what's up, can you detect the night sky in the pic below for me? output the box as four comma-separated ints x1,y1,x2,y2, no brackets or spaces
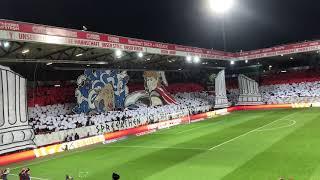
1,0,320,52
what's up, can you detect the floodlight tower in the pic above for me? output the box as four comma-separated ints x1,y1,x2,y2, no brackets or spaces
209,0,234,51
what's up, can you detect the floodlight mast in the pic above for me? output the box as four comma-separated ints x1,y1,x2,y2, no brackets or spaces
208,0,234,51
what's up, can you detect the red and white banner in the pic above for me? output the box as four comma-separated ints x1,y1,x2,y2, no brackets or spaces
0,19,233,60
1,19,319,61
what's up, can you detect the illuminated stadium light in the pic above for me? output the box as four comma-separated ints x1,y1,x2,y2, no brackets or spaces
230,60,235,65
281,70,287,73
115,49,123,58
280,54,284,56
269,65,272,68
54,84,61,87
245,60,248,63
46,62,53,66
22,49,30,54
76,53,83,57
186,56,192,63
193,56,201,63
137,52,144,58
209,0,234,14
3,41,10,48
290,57,294,60
86,64,91,67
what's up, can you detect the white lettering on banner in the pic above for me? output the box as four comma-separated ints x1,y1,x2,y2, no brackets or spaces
108,36,120,43
86,33,100,41
128,39,144,46
0,22,19,31
73,39,100,47
96,119,141,134
32,26,47,34
154,43,168,49
148,118,182,130
143,42,153,47
101,42,124,49
124,45,144,51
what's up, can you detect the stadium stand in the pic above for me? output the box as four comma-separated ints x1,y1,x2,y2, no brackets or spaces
27,86,76,107
28,92,213,134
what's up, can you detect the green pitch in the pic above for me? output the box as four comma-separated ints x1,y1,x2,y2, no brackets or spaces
7,108,320,180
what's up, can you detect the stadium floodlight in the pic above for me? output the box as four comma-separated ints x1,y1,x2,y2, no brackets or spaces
281,70,287,73
54,84,61,87
209,0,234,14
137,52,144,58
3,41,10,48
115,49,123,58
230,60,235,65
193,56,201,63
186,56,192,63
22,49,30,54
76,53,83,57
245,60,248,63
46,62,53,66
290,57,294,60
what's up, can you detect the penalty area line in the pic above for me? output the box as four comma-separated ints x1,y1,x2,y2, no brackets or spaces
208,112,299,151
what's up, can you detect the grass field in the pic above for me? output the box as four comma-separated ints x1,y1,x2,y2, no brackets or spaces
6,108,320,180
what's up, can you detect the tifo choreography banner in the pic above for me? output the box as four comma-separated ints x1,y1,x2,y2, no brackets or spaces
0,103,317,166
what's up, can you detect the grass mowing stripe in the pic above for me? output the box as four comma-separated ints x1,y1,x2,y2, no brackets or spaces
221,109,320,180
7,108,319,180
106,145,208,150
209,111,300,150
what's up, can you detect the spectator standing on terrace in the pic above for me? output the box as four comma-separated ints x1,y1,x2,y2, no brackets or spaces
1,168,9,180
19,168,26,180
25,168,31,180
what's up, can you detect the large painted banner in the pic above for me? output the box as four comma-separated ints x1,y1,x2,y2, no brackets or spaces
74,69,129,113
0,65,36,154
74,70,177,114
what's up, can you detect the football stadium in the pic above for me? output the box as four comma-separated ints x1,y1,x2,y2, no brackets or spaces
1,1,320,180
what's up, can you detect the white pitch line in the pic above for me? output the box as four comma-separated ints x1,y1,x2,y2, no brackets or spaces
208,112,299,150
256,120,296,132
106,145,207,150
9,173,49,180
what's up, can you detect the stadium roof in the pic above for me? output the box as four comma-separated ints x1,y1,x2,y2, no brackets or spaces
0,19,320,72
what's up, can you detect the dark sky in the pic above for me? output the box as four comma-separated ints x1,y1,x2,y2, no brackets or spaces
1,0,320,52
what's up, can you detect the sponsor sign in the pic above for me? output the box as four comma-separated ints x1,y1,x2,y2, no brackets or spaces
135,130,157,137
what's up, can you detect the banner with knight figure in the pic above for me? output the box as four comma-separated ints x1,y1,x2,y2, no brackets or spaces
74,70,177,114
73,69,129,113
125,71,177,107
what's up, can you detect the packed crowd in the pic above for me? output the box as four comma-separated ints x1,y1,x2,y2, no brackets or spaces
260,81,320,104
28,92,213,134
227,80,320,105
